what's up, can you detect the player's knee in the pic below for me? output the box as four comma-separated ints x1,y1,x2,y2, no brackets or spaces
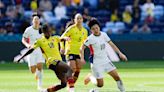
61,82,67,88
114,76,121,81
37,67,42,71
30,69,36,74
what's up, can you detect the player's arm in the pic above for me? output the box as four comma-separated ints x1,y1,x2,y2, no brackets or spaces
22,28,31,48
108,41,128,61
22,37,31,48
16,48,35,63
80,44,87,64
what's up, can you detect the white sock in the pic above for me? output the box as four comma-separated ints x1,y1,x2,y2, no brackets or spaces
36,70,43,89
89,75,97,85
69,87,75,92
116,80,125,92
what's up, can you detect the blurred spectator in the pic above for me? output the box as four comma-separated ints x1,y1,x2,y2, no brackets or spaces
110,9,120,22
30,0,38,11
54,1,68,20
49,24,56,35
5,22,14,35
86,0,97,8
142,0,155,23
39,0,52,11
123,6,132,24
109,0,119,12
62,0,72,6
130,24,139,34
0,27,7,35
71,0,83,7
0,0,4,8
6,5,17,19
82,8,91,23
20,20,30,33
15,0,22,5
98,0,107,10
139,23,151,34
15,4,24,18
132,0,141,23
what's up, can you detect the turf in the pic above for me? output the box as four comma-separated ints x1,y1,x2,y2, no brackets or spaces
0,61,164,92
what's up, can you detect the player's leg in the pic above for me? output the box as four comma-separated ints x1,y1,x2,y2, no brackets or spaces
36,62,43,89
67,54,78,83
59,61,75,92
27,54,37,74
74,58,82,83
36,53,45,89
84,64,104,87
47,61,74,92
108,69,125,92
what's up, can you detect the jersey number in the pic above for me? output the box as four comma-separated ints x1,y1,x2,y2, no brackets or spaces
100,44,105,50
48,42,54,48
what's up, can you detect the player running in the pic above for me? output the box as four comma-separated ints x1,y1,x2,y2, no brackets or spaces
16,24,75,92
22,13,44,90
60,13,88,84
80,18,127,92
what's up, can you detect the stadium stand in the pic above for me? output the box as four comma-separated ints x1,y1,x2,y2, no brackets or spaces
0,0,164,41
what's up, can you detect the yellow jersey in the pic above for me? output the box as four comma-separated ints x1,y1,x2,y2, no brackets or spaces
61,24,88,55
33,36,62,67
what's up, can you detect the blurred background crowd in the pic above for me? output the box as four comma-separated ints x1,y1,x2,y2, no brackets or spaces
0,0,164,37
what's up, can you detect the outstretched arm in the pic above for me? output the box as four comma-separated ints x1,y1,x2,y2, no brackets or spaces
108,41,128,61
16,48,34,63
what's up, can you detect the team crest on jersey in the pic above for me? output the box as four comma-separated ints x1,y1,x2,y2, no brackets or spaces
69,56,73,59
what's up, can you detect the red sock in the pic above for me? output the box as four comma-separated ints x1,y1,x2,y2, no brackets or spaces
67,77,74,88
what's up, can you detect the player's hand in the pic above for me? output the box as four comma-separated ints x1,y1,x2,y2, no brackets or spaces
119,53,128,61
80,58,86,65
27,44,32,49
60,49,65,54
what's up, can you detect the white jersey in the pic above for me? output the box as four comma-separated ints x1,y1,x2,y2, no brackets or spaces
84,32,111,65
23,26,42,45
22,26,44,66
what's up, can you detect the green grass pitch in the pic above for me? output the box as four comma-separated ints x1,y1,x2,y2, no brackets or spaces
0,61,164,92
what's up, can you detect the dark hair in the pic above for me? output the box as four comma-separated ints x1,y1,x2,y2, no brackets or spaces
88,18,100,29
41,23,49,33
32,12,40,18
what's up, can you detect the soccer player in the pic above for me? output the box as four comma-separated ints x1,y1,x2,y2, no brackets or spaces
22,13,44,90
80,18,127,92
17,24,75,92
60,13,88,83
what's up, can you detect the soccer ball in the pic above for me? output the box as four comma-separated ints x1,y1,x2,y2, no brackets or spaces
89,88,99,92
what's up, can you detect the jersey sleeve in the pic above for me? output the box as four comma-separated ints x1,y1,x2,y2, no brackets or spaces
22,28,30,38
103,32,111,42
84,37,91,47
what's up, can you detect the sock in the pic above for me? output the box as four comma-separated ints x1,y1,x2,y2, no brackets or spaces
35,70,43,89
48,83,66,92
116,80,125,92
69,87,75,92
67,77,74,88
73,71,80,83
89,75,97,85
